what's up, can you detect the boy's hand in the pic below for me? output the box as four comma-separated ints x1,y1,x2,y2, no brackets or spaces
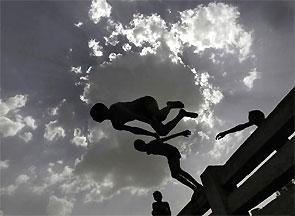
216,132,226,140
182,130,191,137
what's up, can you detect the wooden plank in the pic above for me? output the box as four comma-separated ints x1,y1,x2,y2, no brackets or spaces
220,87,294,187
227,138,294,213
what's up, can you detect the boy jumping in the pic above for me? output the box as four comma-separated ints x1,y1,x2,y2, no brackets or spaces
134,130,203,194
90,96,198,138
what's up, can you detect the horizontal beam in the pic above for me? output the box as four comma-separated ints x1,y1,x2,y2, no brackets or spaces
221,87,294,187
227,138,294,213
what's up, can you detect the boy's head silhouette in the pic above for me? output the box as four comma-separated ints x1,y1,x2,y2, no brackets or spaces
153,191,163,202
90,103,109,122
248,110,265,126
134,139,147,152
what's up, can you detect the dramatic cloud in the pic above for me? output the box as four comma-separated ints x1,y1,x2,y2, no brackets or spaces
243,68,261,89
102,3,254,64
3,0,293,215
74,22,83,28
70,66,82,74
122,43,132,52
48,99,67,117
18,131,33,142
23,116,37,130
0,95,37,139
0,95,27,116
1,173,30,196
46,195,74,216
0,160,9,170
0,116,25,137
173,3,253,61
71,128,88,148
15,174,30,185
88,39,103,57
89,0,112,24
44,120,66,141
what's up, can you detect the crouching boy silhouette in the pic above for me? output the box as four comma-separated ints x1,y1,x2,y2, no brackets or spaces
134,130,203,194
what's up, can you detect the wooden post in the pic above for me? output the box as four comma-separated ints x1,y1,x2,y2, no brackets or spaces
201,166,231,215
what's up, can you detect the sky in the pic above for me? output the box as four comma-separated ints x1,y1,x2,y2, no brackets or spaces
0,0,294,215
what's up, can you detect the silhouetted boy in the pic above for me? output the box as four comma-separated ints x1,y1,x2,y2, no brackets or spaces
151,191,171,216
216,110,265,140
134,130,203,194
90,96,198,138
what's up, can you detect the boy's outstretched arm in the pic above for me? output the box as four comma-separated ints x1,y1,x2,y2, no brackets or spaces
159,130,191,142
216,122,253,140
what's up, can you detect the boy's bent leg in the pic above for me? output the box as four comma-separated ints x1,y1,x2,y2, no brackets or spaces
169,159,197,191
156,101,185,122
152,109,198,136
166,101,184,109
172,173,198,191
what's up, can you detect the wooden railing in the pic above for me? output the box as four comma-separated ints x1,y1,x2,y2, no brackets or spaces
178,87,294,215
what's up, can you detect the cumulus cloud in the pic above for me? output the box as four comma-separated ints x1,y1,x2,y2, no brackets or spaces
88,39,104,57
47,195,74,216
70,66,82,74
0,94,38,140
0,94,28,116
0,95,28,137
44,120,66,141
71,128,88,148
48,99,66,117
74,22,83,28
103,3,254,64
243,68,261,89
87,127,107,144
0,184,17,196
15,174,30,185
173,3,253,61
89,0,112,24
1,173,30,196
0,116,25,137
122,43,132,52
108,52,122,62
18,131,33,142
0,160,9,170
23,116,37,130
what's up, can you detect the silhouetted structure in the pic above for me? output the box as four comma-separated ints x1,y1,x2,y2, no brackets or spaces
178,87,294,215
90,96,198,137
216,110,265,140
134,130,203,194
151,191,171,216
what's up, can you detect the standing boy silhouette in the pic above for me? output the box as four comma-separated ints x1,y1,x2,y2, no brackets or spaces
151,191,171,216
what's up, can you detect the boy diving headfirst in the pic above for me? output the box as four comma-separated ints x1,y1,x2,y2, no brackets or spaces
90,96,198,138
134,130,203,195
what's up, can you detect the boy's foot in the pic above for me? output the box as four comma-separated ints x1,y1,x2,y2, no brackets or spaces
180,109,198,118
167,101,184,109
